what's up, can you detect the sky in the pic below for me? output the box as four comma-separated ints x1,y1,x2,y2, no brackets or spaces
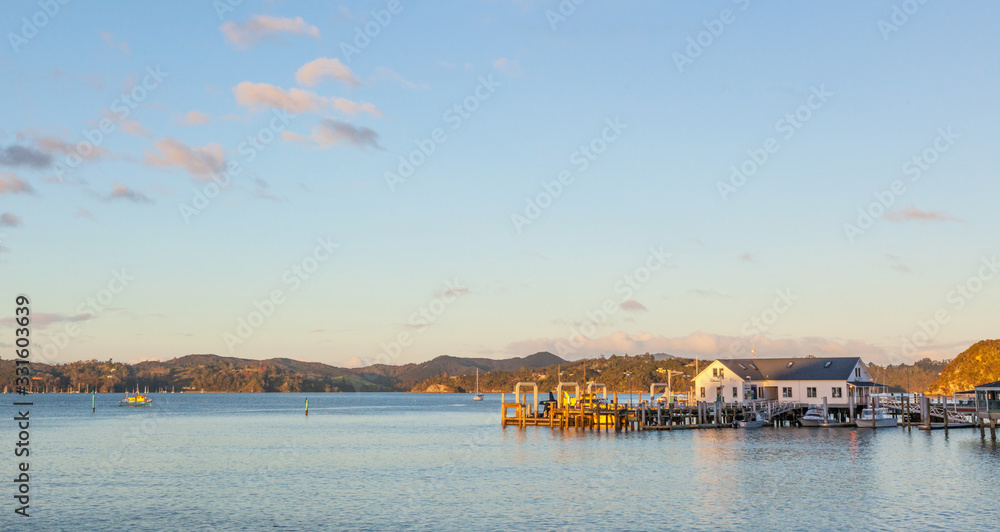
1,1,998,368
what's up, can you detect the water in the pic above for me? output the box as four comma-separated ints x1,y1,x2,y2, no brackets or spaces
3,393,998,531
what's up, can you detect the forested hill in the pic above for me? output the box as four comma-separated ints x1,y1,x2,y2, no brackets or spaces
0,352,567,393
928,340,1000,395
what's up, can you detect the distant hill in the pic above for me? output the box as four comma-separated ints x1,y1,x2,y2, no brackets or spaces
0,352,567,393
929,340,1000,395
356,352,565,384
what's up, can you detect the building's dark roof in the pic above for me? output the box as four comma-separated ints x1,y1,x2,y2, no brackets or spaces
975,381,1000,389
714,357,863,382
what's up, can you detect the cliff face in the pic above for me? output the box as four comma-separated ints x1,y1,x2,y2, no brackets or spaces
929,340,1000,394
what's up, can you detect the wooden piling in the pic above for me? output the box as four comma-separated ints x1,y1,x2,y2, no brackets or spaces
991,419,996,441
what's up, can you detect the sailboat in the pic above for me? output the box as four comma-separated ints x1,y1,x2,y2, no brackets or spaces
473,368,484,401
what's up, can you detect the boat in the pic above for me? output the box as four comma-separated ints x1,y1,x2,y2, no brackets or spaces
798,407,835,427
856,407,896,428
473,368,483,401
119,386,152,407
735,411,768,429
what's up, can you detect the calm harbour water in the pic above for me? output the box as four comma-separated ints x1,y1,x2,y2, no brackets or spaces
3,392,998,531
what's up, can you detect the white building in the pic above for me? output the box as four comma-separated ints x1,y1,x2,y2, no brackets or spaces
692,357,879,407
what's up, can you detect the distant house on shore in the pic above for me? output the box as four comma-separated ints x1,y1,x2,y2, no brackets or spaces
692,357,880,407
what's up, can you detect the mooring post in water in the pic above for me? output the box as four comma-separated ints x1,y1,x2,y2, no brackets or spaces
92,390,96,413
305,398,309,416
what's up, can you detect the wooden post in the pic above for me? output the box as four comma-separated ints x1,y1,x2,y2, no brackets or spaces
991,419,996,441
657,405,662,427
980,418,986,439
822,397,829,426
942,395,949,433
871,395,877,429
668,401,674,430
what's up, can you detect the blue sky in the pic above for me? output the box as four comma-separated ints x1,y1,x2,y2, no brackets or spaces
1,0,999,367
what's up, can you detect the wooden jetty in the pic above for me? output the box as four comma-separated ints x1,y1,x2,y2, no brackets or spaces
500,382,1000,436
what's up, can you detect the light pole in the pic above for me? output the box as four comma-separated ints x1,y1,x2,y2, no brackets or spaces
625,372,633,405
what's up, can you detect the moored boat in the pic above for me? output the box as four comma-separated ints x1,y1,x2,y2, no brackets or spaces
798,407,835,427
735,412,767,429
119,387,152,407
856,407,896,428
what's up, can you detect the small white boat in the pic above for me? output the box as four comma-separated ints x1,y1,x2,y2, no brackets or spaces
735,412,767,429
798,408,835,427
856,407,896,428
473,368,484,401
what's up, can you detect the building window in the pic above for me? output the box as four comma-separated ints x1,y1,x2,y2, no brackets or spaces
719,368,724,379
732,387,738,398
855,368,861,378
700,387,706,398
807,387,817,398
712,368,718,377
782,387,792,398
832,387,842,398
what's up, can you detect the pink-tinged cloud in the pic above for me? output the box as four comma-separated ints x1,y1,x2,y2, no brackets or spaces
234,82,325,113
740,253,754,262
31,134,110,161
620,300,648,312
505,330,891,363
145,138,225,179
0,312,94,329
221,15,319,48
493,57,523,77
234,82,381,116
370,67,429,89
283,118,381,150
0,213,22,227
885,204,963,224
295,57,360,88
74,208,96,222
0,172,35,195
179,110,211,125
107,183,152,203
100,31,130,54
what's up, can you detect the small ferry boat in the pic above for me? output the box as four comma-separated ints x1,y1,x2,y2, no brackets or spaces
735,412,768,429
856,407,896,428
798,407,835,427
119,387,152,407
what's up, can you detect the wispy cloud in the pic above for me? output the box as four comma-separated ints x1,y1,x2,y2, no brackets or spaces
620,300,648,312
295,57,360,88
221,15,319,48
283,118,381,150
74,208,97,222
885,204,964,224
506,330,889,362
100,31,130,54
0,144,52,169
0,172,35,195
178,110,211,126
0,213,22,227
145,138,225,179
740,253,754,262
235,82,381,116
369,67,428,89
0,312,94,329
106,183,152,203
493,57,523,77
